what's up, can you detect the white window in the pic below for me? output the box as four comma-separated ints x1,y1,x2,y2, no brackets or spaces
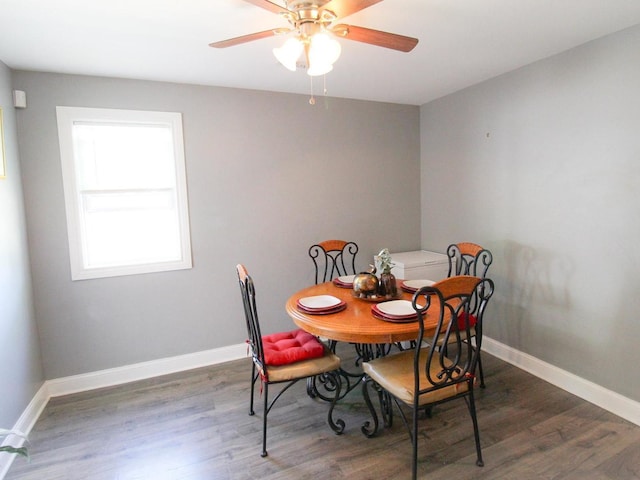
56,106,192,280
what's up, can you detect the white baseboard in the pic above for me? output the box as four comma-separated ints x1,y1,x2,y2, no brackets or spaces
46,343,247,398
0,384,49,478
483,336,640,427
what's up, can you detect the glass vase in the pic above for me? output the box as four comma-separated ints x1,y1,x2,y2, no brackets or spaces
379,271,397,298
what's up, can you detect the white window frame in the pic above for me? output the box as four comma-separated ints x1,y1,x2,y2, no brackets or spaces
56,106,192,280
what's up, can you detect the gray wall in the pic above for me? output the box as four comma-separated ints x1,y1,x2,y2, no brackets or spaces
12,72,421,379
420,25,640,401
0,61,44,427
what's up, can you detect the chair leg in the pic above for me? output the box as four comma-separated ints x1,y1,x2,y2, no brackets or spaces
477,350,486,388
261,381,269,457
467,388,484,467
411,403,419,480
249,362,256,416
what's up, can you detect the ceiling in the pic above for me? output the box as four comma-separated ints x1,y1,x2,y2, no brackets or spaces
1,0,640,105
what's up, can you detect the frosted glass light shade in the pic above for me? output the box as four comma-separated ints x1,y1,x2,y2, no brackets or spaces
307,33,341,76
273,38,303,71
309,33,341,66
307,62,333,76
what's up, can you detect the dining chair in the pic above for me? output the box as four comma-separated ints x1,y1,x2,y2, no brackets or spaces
446,242,493,387
361,275,495,480
236,264,344,457
308,240,359,284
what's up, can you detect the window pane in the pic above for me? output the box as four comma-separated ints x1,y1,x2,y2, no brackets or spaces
81,190,181,268
83,206,182,268
73,123,176,190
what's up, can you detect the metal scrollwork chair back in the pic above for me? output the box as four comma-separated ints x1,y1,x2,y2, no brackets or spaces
361,275,495,480
447,242,493,279
236,264,344,457
309,240,359,284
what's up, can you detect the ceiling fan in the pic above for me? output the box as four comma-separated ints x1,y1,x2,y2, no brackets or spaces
209,0,419,76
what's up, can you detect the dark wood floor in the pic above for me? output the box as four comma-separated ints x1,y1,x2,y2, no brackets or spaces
6,343,640,480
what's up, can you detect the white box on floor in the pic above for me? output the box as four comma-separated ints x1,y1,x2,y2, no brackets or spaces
388,250,452,281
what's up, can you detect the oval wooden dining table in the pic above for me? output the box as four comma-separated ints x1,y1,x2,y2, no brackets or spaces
285,281,441,344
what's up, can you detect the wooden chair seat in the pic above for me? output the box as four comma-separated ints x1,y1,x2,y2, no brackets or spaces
363,348,469,406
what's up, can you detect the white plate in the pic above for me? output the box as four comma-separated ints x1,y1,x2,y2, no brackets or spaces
336,275,355,283
298,295,342,310
403,279,435,290
376,300,417,317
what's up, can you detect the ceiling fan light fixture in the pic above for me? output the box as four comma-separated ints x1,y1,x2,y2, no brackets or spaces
210,0,420,82
273,37,304,71
308,32,341,67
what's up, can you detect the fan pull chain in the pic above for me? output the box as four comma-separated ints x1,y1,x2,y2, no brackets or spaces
309,75,316,105
308,75,329,105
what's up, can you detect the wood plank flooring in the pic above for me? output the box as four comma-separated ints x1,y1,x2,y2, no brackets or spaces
6,343,640,479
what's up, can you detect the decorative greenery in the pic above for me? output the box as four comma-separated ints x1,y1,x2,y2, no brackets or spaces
377,248,395,274
0,429,29,459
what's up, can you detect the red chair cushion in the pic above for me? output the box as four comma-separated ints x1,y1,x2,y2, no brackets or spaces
457,312,478,330
262,329,325,366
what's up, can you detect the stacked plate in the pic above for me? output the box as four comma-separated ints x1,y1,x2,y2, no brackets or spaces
297,295,347,315
400,279,435,293
332,275,355,288
371,299,419,323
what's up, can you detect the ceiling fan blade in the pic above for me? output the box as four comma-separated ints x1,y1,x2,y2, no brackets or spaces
320,0,383,20
209,29,285,48
334,24,418,52
241,0,289,15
